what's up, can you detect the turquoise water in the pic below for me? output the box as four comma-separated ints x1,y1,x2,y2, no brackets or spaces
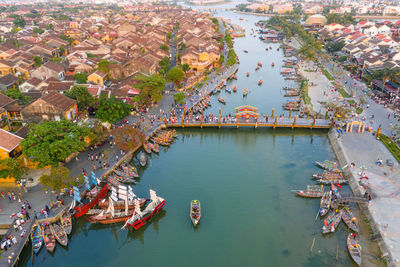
20,128,377,267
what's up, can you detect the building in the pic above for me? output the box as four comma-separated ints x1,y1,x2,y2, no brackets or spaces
305,14,327,28
31,61,65,81
0,128,23,161
0,74,18,91
21,92,77,123
88,71,107,86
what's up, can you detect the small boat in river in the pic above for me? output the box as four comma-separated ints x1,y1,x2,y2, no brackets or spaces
243,50,248,53
246,72,250,77
271,62,275,67
233,85,237,92
347,233,362,266
31,224,43,254
319,191,331,217
315,160,342,173
218,97,226,104
258,80,263,86
190,200,201,226
295,185,323,198
331,183,341,199
257,61,262,67
60,211,72,235
342,207,359,232
322,210,342,234
225,87,231,93
255,66,259,71
143,142,152,154
51,224,68,246
140,153,147,167
151,143,159,153
317,179,348,185
243,89,248,96
42,223,56,253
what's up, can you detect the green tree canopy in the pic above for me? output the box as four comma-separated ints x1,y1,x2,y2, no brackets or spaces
21,120,91,168
12,16,26,28
46,24,54,30
97,59,113,73
326,13,355,25
159,56,171,76
173,92,186,104
74,72,87,84
166,66,185,85
5,88,30,105
182,63,190,72
95,96,131,123
160,44,169,52
33,27,44,34
33,55,42,67
39,166,77,190
134,74,166,103
64,85,93,110
325,41,345,53
0,158,27,181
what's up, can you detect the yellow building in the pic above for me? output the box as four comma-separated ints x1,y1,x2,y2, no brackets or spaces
0,59,15,76
0,107,10,131
88,71,107,86
181,51,219,73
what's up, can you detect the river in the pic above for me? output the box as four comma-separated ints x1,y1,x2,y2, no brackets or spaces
18,5,383,267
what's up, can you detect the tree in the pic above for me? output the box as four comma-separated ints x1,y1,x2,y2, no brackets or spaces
97,59,112,73
39,166,76,190
325,41,345,53
59,34,74,45
74,73,87,84
182,63,190,72
179,42,186,51
112,125,145,151
160,44,169,52
159,56,171,76
58,46,66,56
33,56,42,67
166,67,185,85
13,16,26,28
65,85,93,110
0,158,27,181
134,74,166,103
5,88,30,105
33,27,44,34
46,24,54,30
173,92,186,104
21,120,91,168
95,96,131,123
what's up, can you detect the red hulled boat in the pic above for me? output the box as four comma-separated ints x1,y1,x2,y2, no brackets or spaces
74,183,109,218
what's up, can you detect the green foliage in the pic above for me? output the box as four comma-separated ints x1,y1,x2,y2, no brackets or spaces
160,43,169,52
46,24,54,30
33,27,44,34
5,88,30,105
380,134,400,163
326,13,355,25
12,16,26,28
179,42,186,51
74,73,88,84
145,23,151,27
65,85,93,110
325,41,345,53
227,49,237,66
51,57,62,63
225,30,233,49
21,120,91,168
174,92,186,104
159,56,171,76
182,63,190,72
167,32,172,39
95,97,131,124
59,34,74,45
97,60,112,73
219,55,225,65
134,74,166,103
39,166,75,190
11,27,21,33
236,4,251,12
58,46,65,55
58,14,71,21
166,66,185,84
300,80,312,106
86,53,94,58
0,158,27,181
338,87,350,98
322,68,334,81
33,56,42,67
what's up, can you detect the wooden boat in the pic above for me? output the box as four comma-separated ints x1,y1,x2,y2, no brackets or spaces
190,200,201,226
243,89,248,96
243,50,248,53
319,191,332,217
271,62,275,67
257,61,262,67
322,210,342,234
60,211,72,235
143,142,152,154
87,198,137,224
255,66,259,71
51,224,68,246
317,178,348,185
73,183,109,218
225,87,231,93
312,172,343,180
140,153,147,167
246,72,250,77
258,80,263,85
342,207,359,233
218,97,226,104
295,185,323,198
42,223,56,253
31,223,43,254
315,160,342,172
233,85,237,92
97,198,148,210
347,234,362,266
331,183,341,199
123,189,166,230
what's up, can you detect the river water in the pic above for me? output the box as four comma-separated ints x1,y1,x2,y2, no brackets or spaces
19,5,383,267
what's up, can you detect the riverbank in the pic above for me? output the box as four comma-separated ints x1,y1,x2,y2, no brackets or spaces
329,129,399,266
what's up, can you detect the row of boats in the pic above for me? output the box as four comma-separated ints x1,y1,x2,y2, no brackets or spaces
294,160,362,266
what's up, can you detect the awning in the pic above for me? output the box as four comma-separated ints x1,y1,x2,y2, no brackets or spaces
128,89,140,95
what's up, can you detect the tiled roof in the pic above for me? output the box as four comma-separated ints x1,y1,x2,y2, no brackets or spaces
41,91,76,111
0,129,23,152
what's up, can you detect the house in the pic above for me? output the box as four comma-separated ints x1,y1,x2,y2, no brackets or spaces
88,70,107,86
0,59,15,76
0,128,23,160
0,74,19,91
31,61,65,80
22,91,77,123
45,81,74,93
20,77,42,92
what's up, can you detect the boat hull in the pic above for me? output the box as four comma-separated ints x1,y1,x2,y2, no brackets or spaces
128,200,166,230
74,183,109,218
